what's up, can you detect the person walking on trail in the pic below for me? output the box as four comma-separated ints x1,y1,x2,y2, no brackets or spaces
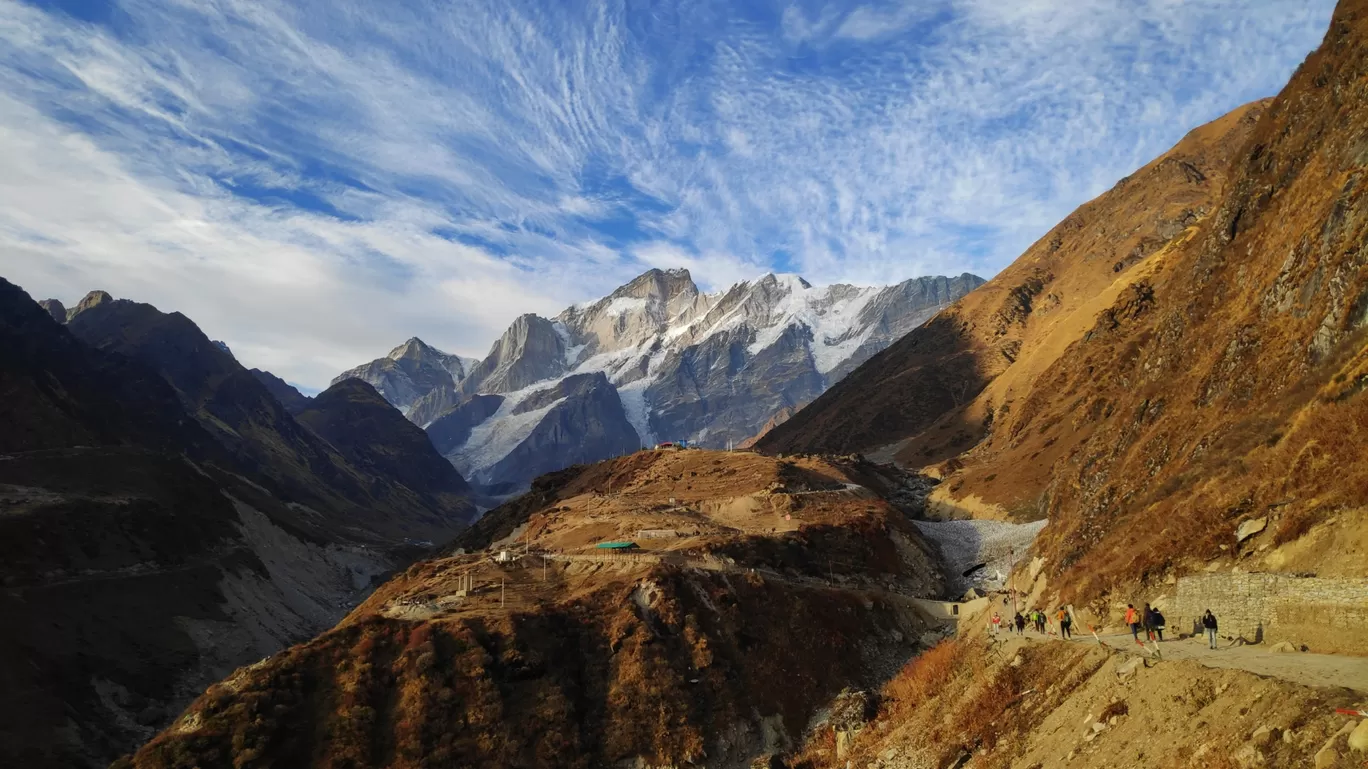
1057,607,1072,640
1142,603,1157,642
1202,610,1219,649
1152,608,1166,642
1125,604,1142,644
1015,612,1027,635
991,612,1002,635
1037,610,1046,634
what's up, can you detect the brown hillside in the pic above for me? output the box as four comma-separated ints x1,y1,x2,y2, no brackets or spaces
957,0,1368,599
118,450,951,768
769,0,1368,604
759,100,1268,462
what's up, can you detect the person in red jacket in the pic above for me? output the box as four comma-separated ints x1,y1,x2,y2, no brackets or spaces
1125,604,1141,644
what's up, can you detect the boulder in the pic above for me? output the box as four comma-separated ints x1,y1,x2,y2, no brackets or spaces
1349,718,1368,753
1116,656,1144,679
1233,743,1263,768
1236,517,1268,542
1250,725,1274,747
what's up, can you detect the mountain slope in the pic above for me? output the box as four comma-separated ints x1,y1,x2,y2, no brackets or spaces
295,378,474,531
759,101,1269,461
0,279,400,768
342,270,982,493
249,368,311,414
764,0,1368,604
66,296,475,542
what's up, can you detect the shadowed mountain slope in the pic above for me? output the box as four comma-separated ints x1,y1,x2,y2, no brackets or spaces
0,280,475,767
66,296,475,543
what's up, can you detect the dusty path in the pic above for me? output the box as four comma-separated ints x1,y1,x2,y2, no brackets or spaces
1007,628,1368,694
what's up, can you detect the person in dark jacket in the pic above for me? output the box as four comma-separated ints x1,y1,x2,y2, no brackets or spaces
1057,607,1073,640
1152,608,1166,641
1014,612,1026,634
1202,610,1219,649
1142,604,1157,641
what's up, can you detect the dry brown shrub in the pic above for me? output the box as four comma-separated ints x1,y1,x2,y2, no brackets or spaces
882,640,967,715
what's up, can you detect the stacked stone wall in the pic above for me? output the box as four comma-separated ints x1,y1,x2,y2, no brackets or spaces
1164,573,1368,654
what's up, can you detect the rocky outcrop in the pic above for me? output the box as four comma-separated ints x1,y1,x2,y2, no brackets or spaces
37,298,65,323
65,289,113,322
249,368,311,414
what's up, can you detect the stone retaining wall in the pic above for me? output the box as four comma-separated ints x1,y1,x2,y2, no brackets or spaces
1164,573,1368,654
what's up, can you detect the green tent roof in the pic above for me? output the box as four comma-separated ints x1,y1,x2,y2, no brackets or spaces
594,541,638,550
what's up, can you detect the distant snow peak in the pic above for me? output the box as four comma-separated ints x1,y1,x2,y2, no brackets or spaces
335,267,986,493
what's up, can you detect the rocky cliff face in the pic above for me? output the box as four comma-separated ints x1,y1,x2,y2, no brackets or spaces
37,297,65,323
340,269,982,493
460,313,570,396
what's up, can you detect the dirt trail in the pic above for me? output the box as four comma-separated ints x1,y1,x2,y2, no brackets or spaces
1013,629,1368,694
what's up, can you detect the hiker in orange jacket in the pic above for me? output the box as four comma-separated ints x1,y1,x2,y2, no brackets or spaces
1125,604,1141,644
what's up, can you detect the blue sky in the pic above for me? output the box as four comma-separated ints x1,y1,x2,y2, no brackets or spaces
0,0,1337,390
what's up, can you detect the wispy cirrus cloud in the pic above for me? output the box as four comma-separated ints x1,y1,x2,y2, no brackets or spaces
0,0,1336,388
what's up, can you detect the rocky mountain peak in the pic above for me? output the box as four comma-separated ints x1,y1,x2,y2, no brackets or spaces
460,314,567,395
610,267,699,303
387,336,437,361
37,298,66,324
67,289,113,322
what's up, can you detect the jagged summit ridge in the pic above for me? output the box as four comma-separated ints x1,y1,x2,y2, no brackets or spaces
339,268,985,493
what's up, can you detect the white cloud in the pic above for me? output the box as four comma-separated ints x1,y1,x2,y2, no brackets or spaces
0,0,1339,389
835,3,932,41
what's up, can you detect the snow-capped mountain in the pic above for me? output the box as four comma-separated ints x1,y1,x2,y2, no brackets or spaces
337,268,984,493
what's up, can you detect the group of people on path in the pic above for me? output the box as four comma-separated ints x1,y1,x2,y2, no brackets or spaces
990,605,1072,639
988,596,1219,650
1124,603,1167,644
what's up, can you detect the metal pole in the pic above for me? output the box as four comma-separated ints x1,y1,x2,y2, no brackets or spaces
1009,547,1018,616
501,578,505,608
